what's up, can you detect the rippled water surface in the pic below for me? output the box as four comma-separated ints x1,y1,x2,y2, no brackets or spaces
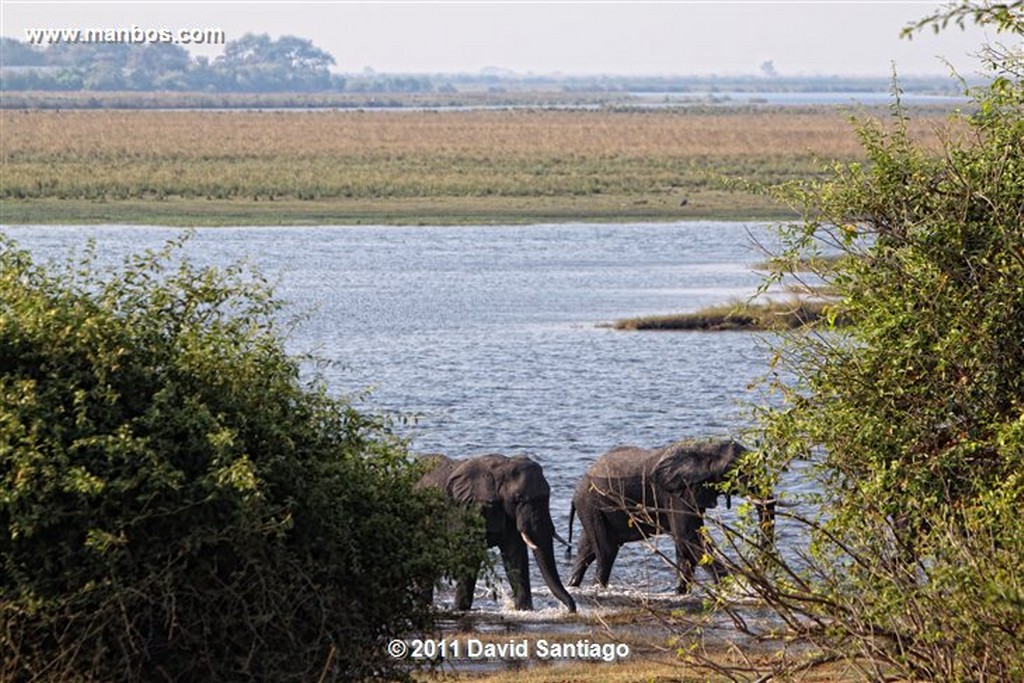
5,222,809,612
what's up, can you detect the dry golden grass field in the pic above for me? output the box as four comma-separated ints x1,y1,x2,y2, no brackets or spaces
1,108,951,225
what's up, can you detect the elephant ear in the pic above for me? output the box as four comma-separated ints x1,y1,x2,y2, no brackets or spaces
446,457,499,507
653,440,743,492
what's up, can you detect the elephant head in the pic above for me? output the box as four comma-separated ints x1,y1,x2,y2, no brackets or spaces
653,440,775,543
440,454,576,613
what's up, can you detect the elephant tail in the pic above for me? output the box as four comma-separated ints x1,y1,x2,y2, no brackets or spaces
566,502,576,559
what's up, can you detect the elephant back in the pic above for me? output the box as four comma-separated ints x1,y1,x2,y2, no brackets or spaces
415,453,458,491
582,445,663,506
587,445,652,471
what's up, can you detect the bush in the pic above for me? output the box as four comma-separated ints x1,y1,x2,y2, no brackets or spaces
0,235,471,681
724,5,1024,683
725,4,1024,681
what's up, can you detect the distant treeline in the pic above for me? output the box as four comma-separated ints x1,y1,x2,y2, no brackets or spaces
1,32,968,95
2,33,357,93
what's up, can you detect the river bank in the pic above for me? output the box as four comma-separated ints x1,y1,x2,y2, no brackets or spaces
0,192,793,227
408,592,859,683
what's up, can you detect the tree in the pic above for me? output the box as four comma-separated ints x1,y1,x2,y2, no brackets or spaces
82,63,125,91
216,33,335,91
125,43,192,90
712,2,1023,680
0,37,45,66
46,42,131,70
0,235,481,681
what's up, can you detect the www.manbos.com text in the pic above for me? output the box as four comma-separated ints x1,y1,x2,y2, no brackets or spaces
24,26,225,46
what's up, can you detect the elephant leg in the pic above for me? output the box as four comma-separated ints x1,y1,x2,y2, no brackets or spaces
455,572,478,611
577,510,619,588
594,540,621,588
700,530,730,584
672,516,703,594
499,536,533,611
454,560,481,611
569,530,596,587
674,544,698,594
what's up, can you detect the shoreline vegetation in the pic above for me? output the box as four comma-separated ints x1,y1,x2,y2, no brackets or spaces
0,105,952,227
0,193,794,227
612,255,846,332
611,297,842,332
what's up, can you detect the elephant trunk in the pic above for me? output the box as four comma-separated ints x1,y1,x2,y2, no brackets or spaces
518,507,577,613
728,453,775,547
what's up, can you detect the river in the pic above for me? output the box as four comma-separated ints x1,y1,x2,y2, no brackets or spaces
4,221,811,618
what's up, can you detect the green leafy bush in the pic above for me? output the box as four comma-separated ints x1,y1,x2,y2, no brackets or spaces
730,4,1024,680
0,235,471,681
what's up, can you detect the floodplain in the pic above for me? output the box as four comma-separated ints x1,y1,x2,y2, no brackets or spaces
1,106,950,225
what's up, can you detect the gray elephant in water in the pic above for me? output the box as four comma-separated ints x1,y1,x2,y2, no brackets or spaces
568,439,774,593
418,453,576,613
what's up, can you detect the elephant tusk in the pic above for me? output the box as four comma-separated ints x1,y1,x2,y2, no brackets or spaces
520,531,539,550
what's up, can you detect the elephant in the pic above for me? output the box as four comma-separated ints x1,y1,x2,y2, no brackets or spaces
568,439,774,594
417,453,577,613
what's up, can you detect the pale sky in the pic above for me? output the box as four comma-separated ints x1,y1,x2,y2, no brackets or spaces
1,1,996,77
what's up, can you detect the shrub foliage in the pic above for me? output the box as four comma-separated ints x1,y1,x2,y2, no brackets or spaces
725,3,1024,680
0,236,470,681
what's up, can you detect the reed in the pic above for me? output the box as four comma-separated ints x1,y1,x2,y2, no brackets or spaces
613,298,843,331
